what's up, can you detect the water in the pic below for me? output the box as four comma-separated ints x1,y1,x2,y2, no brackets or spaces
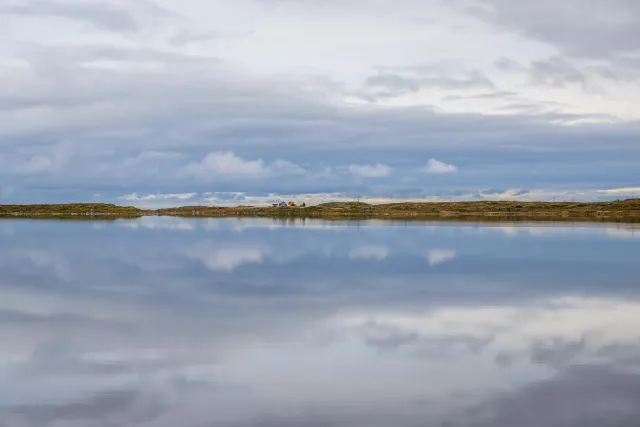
0,217,638,427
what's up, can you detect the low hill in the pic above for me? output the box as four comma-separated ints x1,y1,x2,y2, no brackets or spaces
1,200,639,222
0,203,145,217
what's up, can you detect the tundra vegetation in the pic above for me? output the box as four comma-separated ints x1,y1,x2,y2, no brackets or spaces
1,199,640,222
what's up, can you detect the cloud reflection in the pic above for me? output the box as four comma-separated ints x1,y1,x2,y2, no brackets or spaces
426,249,458,266
0,218,638,426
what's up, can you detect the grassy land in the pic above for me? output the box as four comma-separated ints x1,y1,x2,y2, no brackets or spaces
0,203,146,218
156,199,640,222
3,200,638,222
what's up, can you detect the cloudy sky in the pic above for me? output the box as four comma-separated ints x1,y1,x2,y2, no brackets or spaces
1,0,639,205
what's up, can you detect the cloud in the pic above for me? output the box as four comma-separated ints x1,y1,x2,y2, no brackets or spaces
121,151,185,169
598,187,640,195
1,217,640,426
21,155,58,174
181,152,265,177
0,0,639,203
426,249,457,266
423,159,458,174
12,249,72,280
179,152,305,181
0,0,140,32
118,217,196,231
120,193,197,202
11,143,73,175
169,29,254,46
466,365,640,427
348,164,392,178
349,245,390,261
4,388,150,426
476,0,640,59
187,246,268,271
360,70,495,100
112,185,640,208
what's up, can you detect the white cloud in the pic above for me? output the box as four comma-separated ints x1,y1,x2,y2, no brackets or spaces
349,245,390,261
118,217,196,231
423,159,458,174
179,151,305,181
181,151,265,177
598,187,640,195
270,159,307,175
120,193,197,202
426,249,457,266
332,296,640,361
188,246,268,271
348,163,391,178
474,187,640,202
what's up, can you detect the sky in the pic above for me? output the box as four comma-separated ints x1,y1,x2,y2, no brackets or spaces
1,0,639,206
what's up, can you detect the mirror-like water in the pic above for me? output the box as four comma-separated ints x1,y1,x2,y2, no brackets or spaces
0,218,638,427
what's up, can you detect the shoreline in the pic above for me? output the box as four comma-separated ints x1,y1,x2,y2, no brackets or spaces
1,200,640,223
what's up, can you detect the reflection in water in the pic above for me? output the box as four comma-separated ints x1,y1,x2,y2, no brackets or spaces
426,249,457,266
0,218,639,427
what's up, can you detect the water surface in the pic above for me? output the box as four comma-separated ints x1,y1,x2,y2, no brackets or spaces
0,218,639,427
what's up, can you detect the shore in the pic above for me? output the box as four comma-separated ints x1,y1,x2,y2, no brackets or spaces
1,199,640,222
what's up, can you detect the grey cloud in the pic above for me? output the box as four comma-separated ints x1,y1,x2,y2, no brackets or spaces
362,70,495,99
0,44,630,147
169,29,255,46
1,11,640,200
526,336,640,372
0,309,86,326
493,56,589,92
0,0,139,32
1,388,167,427
462,364,640,427
496,51,636,91
359,321,493,356
475,0,640,59
526,56,640,91
599,55,640,83
530,56,587,88
492,102,562,115
460,90,519,100
169,30,223,46
4,42,636,192
442,90,574,116
494,57,524,72
528,337,588,370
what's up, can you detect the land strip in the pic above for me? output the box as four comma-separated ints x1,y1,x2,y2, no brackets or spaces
1,200,640,222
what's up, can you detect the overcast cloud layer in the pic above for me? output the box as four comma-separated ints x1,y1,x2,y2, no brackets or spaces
1,0,639,204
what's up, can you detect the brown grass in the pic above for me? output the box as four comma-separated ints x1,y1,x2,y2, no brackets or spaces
2,199,639,222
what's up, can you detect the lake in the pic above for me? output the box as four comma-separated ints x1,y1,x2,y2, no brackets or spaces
0,218,639,427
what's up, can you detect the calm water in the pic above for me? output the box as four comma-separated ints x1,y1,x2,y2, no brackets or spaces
0,218,639,427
